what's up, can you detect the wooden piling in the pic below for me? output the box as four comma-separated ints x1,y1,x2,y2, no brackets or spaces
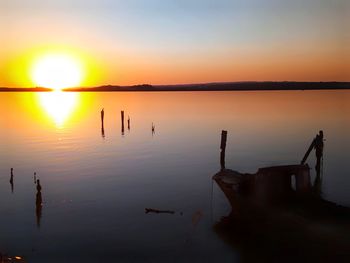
220,130,228,170
221,130,227,150
101,126,105,138
101,108,105,137
121,111,125,134
151,123,155,135
301,130,324,165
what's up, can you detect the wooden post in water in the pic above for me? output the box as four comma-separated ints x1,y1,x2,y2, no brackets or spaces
151,123,155,135
101,108,104,124
10,168,14,193
314,130,324,192
121,111,125,135
101,108,105,138
301,130,324,165
220,130,228,170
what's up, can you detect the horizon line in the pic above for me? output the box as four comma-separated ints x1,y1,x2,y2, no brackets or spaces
1,80,350,90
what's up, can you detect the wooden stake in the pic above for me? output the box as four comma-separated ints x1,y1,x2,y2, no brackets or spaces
121,111,125,134
220,130,228,170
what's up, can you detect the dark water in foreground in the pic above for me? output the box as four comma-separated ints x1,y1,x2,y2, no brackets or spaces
0,91,349,262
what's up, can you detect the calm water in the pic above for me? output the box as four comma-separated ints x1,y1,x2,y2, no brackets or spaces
0,91,349,262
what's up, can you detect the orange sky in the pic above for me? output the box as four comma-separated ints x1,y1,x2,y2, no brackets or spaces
0,0,349,87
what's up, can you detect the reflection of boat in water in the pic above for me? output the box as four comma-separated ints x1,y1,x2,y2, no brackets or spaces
213,131,350,263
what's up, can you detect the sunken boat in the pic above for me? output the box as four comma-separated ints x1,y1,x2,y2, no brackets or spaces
213,131,350,263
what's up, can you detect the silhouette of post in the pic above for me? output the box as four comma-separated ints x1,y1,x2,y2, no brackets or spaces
151,123,155,135
10,168,14,193
101,108,105,138
300,130,325,195
36,179,43,228
220,130,228,170
315,130,324,162
101,126,105,138
127,116,130,131
121,111,125,135
101,108,104,124
301,130,324,165
314,130,324,193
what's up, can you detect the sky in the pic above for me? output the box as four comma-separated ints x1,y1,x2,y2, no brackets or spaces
0,0,349,87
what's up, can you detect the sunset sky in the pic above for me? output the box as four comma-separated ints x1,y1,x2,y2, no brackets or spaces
1,0,349,87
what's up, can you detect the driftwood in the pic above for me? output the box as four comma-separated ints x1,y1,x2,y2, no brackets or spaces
145,208,175,214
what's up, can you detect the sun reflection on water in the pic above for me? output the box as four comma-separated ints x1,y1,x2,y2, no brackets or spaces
37,91,80,127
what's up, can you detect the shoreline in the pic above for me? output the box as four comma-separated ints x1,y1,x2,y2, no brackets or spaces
1,81,349,92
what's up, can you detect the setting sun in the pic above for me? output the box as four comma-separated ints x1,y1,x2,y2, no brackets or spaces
31,54,83,90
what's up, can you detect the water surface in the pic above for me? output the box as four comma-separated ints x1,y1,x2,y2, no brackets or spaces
0,91,349,262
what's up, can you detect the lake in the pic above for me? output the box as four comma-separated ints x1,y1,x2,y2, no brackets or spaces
0,90,349,262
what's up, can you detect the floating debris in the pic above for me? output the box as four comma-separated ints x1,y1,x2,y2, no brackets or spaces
145,208,175,214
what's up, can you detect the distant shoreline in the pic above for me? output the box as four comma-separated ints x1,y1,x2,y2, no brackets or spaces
1,82,349,92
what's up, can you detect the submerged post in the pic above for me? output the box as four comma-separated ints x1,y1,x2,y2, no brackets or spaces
121,111,125,135
220,130,228,170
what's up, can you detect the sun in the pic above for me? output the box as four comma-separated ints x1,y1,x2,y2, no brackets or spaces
31,53,83,90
